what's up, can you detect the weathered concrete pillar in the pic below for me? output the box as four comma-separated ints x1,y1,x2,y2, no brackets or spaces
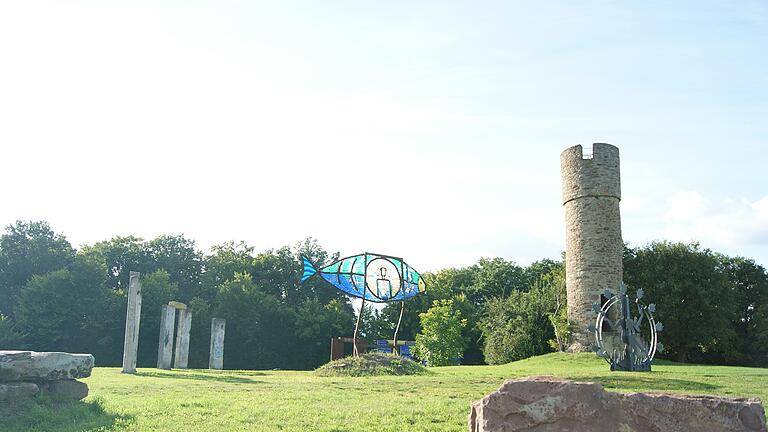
157,305,176,369
121,271,142,374
173,309,192,369
209,318,226,370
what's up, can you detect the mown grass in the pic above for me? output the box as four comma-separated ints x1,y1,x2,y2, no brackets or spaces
4,353,767,431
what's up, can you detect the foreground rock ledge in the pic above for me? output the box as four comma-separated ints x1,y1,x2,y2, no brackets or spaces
469,376,766,432
0,351,94,382
0,351,93,403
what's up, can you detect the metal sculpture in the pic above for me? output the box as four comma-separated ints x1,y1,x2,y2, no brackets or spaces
301,252,426,356
588,283,663,371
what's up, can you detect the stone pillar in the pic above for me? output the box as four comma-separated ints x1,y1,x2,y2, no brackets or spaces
209,318,226,370
157,305,176,369
561,143,623,352
121,271,142,374
173,309,192,369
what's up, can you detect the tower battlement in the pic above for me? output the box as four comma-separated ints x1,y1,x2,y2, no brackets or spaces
560,143,621,205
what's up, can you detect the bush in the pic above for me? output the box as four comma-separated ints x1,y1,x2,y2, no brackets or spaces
314,352,428,377
480,288,553,364
413,299,467,366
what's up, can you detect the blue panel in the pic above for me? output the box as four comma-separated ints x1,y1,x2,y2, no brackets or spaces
322,273,340,288
301,256,317,283
337,274,362,296
352,274,365,292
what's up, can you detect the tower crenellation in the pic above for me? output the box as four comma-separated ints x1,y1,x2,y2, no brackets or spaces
561,143,621,204
560,143,623,352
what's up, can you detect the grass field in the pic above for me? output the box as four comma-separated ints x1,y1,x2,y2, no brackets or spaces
5,353,768,431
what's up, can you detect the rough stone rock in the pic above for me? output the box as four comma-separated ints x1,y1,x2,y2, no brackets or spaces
0,382,39,402
469,376,767,432
0,351,94,382
38,379,89,400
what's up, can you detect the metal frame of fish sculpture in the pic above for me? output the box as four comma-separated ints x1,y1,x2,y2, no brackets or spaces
301,252,427,356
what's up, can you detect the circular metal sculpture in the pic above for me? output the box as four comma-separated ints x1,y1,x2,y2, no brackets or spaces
588,283,663,371
301,252,426,356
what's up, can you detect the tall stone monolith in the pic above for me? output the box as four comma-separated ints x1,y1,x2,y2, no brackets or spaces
121,271,142,374
209,318,226,370
173,309,192,369
157,305,176,369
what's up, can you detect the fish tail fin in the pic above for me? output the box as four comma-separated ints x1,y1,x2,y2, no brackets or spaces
301,256,318,283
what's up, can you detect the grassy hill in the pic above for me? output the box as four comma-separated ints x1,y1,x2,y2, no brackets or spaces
5,353,768,432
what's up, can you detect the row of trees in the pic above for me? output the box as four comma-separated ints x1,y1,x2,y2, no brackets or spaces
1,220,766,369
0,221,352,369
406,242,768,367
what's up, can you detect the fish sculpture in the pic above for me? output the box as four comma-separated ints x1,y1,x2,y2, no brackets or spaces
301,252,426,302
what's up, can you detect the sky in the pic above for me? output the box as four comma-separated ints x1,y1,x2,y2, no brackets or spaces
1,1,766,271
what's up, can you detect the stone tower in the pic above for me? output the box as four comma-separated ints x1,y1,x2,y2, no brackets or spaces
560,143,623,352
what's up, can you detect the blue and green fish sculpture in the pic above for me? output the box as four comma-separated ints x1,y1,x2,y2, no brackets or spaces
301,252,426,302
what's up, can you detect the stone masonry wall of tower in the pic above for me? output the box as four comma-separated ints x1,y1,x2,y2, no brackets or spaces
560,143,623,352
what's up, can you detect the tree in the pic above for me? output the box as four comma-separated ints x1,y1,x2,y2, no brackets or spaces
541,265,570,352
294,298,354,365
201,241,255,301
413,299,467,366
623,242,738,364
480,284,554,364
80,236,153,290
249,238,342,306
717,255,768,367
13,254,119,361
0,221,75,318
0,313,22,348
187,296,213,368
214,273,299,369
146,235,203,302
468,258,527,303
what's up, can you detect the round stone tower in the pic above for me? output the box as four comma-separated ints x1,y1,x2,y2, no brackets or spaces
560,143,623,352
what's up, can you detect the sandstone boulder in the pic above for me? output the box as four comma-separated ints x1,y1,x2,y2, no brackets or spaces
0,351,94,382
469,376,766,432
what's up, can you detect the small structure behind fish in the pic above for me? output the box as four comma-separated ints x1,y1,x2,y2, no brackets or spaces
301,252,426,303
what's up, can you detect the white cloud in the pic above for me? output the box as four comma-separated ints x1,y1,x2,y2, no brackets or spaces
662,192,768,248
664,191,707,221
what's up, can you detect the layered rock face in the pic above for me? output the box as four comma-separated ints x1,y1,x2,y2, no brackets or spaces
469,376,766,432
0,351,94,403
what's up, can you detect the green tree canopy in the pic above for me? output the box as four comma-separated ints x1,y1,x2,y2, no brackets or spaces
413,299,467,366
624,242,739,364
0,220,75,318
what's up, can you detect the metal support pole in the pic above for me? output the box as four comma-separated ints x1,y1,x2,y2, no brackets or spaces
392,301,405,355
620,293,632,371
353,297,366,357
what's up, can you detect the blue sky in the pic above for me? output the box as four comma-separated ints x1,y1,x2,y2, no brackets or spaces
1,1,766,270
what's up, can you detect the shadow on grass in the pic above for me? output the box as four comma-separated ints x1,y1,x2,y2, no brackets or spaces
573,374,722,394
1,396,133,432
135,370,263,384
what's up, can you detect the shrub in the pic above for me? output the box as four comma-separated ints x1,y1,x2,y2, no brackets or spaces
413,299,467,366
314,352,428,377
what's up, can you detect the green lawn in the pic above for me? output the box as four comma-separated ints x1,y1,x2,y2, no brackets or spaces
5,353,768,431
